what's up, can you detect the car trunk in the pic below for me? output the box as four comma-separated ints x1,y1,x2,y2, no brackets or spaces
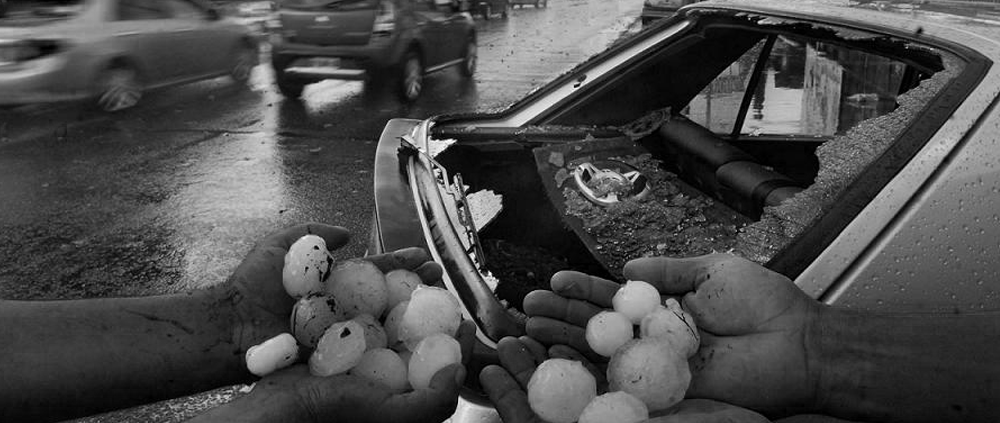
428,121,821,315
279,0,377,46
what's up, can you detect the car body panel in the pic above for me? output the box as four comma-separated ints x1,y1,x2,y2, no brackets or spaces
277,1,377,46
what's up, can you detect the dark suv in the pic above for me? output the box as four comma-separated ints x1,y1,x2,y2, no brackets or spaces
269,0,476,101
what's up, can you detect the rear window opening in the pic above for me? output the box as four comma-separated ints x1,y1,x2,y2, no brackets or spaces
428,14,964,314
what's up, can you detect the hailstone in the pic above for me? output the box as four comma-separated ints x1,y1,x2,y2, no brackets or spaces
351,348,409,393
282,235,331,298
383,300,408,351
309,320,367,377
407,333,462,390
527,358,597,423
245,333,299,377
640,298,700,358
578,391,649,423
585,310,633,357
290,293,346,349
326,259,389,319
607,337,690,412
351,313,388,351
612,280,661,324
398,286,462,350
384,269,423,311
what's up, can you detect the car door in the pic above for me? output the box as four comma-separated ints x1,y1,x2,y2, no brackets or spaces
411,0,450,68
110,0,180,84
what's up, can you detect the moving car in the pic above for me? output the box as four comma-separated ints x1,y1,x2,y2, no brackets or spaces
371,0,1000,419
509,0,546,8
269,0,477,102
472,0,508,20
0,0,258,111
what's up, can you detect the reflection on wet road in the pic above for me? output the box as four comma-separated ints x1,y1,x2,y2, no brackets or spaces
0,0,642,301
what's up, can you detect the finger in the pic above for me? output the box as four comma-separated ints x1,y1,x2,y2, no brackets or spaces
547,344,608,389
517,336,548,364
262,223,351,252
549,271,619,308
480,365,541,423
367,247,432,273
414,261,443,285
382,363,465,423
523,290,604,327
622,254,734,295
497,337,540,389
456,320,477,367
525,316,600,361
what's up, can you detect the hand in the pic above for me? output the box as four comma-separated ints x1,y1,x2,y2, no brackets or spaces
522,253,822,416
623,254,821,415
645,399,770,423
479,336,605,423
237,320,476,423
212,222,444,353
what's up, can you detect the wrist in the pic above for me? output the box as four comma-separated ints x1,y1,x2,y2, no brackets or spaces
188,386,310,423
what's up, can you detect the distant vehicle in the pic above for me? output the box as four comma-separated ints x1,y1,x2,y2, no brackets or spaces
509,0,546,8
372,1,1000,419
472,0,508,19
0,0,258,111
269,0,477,102
640,0,701,24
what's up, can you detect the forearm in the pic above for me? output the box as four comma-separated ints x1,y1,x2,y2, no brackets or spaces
185,389,307,423
0,287,249,422
812,307,1000,423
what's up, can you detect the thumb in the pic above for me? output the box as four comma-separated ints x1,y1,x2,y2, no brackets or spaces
381,363,466,423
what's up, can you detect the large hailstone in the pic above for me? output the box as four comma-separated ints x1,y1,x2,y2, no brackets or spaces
578,391,649,423
398,286,462,350
407,333,462,390
351,313,388,351
326,259,389,319
384,269,423,311
245,333,299,377
309,320,367,377
607,337,690,412
640,298,700,358
290,293,346,349
282,235,331,298
351,348,409,393
612,280,661,324
585,310,634,357
527,358,597,423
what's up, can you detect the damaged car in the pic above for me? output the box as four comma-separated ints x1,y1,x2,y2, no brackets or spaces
371,0,1000,417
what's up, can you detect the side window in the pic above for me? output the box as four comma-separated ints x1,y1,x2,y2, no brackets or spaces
683,35,909,137
117,0,170,20
164,0,205,19
683,39,766,133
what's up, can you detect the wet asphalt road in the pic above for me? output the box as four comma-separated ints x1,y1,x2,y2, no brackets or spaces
0,0,642,301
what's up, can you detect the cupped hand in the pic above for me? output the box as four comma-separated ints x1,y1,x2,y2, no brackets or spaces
214,222,444,353
479,336,605,423
246,320,476,423
623,254,821,415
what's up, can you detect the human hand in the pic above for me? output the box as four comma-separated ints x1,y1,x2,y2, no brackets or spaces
213,222,444,354
522,253,822,416
479,336,605,423
228,320,476,423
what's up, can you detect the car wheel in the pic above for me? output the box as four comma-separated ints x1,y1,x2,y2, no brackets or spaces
276,75,305,98
461,39,477,77
96,65,141,112
398,51,423,102
230,42,257,84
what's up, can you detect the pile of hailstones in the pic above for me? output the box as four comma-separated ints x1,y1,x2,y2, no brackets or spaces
244,234,464,393
527,280,700,423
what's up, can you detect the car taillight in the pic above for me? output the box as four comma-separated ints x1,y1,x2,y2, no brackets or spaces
372,0,395,35
0,39,62,65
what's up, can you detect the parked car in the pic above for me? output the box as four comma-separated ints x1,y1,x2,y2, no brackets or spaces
471,0,507,19
269,0,477,102
0,0,258,111
509,0,546,8
371,0,1000,419
640,0,702,24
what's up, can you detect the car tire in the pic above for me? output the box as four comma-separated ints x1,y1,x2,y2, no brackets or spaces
96,64,142,112
461,39,477,77
230,42,257,84
398,50,423,102
272,55,305,98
